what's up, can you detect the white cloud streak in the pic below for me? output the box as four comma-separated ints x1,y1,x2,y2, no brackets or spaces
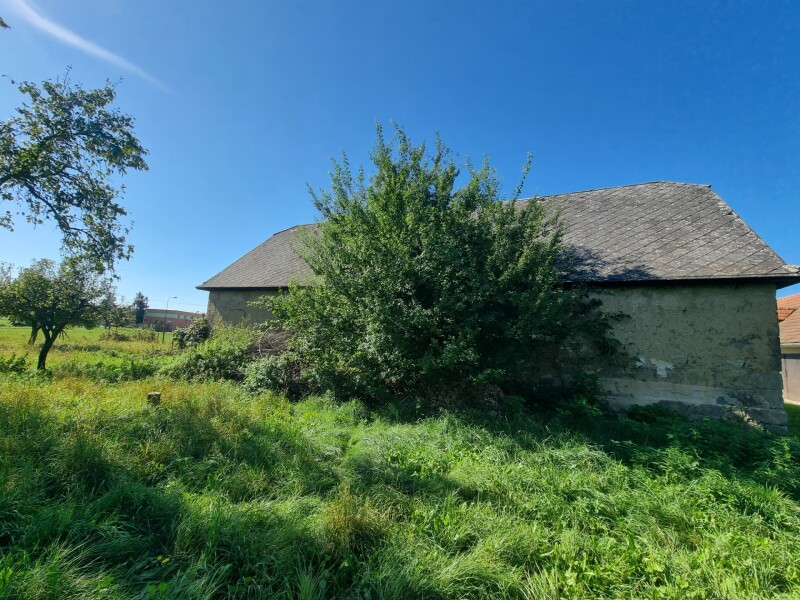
5,0,166,90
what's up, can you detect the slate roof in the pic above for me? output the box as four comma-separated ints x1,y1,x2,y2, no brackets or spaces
778,294,800,346
198,225,315,290
197,181,800,290
529,181,799,282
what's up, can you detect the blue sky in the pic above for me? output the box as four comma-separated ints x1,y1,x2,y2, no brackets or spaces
1,0,799,310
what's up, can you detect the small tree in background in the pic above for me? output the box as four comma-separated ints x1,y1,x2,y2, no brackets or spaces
268,125,616,404
132,292,149,325
98,287,132,331
0,258,106,369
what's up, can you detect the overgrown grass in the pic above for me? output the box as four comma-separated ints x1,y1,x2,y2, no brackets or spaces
1,376,799,598
787,402,800,434
1,327,800,598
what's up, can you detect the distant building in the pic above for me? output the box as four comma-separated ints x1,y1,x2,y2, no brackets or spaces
143,308,205,332
778,293,800,403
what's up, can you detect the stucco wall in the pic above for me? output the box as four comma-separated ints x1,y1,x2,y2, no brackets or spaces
597,283,787,433
206,290,277,326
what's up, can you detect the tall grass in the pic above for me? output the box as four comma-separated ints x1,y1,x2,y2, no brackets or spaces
1,324,799,598
1,372,799,599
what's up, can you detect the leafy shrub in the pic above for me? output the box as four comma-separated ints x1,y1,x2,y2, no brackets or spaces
99,329,131,341
56,355,159,382
134,326,158,342
173,319,211,350
0,353,28,374
161,326,256,381
243,352,305,398
267,125,616,404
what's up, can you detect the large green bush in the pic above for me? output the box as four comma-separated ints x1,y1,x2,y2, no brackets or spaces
243,352,305,398
160,325,256,381
268,126,616,402
172,318,210,350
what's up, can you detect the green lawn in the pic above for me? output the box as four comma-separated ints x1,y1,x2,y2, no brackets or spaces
1,330,800,598
0,323,172,375
788,403,800,436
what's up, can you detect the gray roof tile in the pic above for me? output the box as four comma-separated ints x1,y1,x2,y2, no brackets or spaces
197,182,800,290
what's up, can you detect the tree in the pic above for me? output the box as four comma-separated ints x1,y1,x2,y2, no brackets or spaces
268,125,615,403
0,72,148,272
132,291,149,325
0,258,106,369
98,287,131,330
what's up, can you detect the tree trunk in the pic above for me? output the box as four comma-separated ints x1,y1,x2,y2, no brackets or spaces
28,325,39,345
37,332,56,370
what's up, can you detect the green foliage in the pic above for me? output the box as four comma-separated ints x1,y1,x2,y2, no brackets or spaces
134,325,158,342
1,373,800,599
787,403,800,434
98,329,131,341
0,352,27,374
160,325,256,381
132,292,149,325
1,320,799,598
97,286,133,330
172,318,211,350
0,72,148,272
269,125,615,403
55,354,159,382
243,352,305,398
0,258,108,369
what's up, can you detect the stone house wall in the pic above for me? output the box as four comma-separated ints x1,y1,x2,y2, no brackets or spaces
206,290,277,326
596,283,787,433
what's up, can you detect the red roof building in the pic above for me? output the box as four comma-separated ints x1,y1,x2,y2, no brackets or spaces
778,293,800,402
144,308,204,332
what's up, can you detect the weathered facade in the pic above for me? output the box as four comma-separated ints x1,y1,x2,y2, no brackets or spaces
598,283,786,431
198,182,800,432
206,289,276,326
777,293,800,403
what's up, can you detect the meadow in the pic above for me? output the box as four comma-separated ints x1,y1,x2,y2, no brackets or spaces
1,322,800,599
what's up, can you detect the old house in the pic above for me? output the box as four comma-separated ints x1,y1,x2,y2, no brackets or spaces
198,182,799,432
778,293,800,403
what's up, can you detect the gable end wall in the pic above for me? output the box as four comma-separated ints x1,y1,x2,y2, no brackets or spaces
597,283,787,433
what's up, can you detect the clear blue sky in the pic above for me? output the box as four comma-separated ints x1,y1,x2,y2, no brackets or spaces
2,0,799,310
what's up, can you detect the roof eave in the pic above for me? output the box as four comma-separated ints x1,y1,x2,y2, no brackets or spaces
197,272,800,292
196,284,288,292
573,272,800,288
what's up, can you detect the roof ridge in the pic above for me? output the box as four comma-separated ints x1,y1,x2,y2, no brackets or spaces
272,223,315,236
521,181,712,201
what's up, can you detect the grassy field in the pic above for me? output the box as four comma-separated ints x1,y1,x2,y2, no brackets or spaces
1,325,800,598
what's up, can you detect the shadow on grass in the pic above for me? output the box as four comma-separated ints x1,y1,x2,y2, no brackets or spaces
0,397,436,598
496,400,800,502
358,396,800,504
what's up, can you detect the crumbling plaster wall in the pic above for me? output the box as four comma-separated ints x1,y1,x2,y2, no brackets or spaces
206,290,277,326
597,283,787,433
